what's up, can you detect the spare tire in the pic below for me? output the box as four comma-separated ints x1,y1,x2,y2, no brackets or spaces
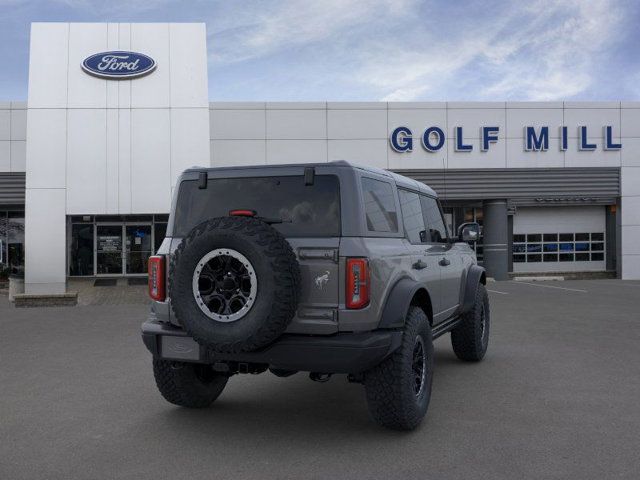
169,216,301,353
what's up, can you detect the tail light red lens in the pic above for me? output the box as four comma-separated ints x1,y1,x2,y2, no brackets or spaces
148,255,166,301
346,258,369,309
229,209,256,217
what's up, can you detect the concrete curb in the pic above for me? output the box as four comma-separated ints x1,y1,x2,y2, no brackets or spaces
513,276,565,282
14,292,78,308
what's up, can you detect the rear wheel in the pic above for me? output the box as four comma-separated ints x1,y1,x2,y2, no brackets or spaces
451,283,490,361
153,359,228,408
364,307,433,430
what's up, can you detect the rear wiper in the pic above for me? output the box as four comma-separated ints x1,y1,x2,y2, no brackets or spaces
258,217,292,225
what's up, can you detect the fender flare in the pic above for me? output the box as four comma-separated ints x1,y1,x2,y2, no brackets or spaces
378,277,429,329
461,265,486,314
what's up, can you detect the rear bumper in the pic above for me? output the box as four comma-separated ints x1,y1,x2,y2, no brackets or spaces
141,320,402,374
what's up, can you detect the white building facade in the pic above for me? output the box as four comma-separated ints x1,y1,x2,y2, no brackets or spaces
0,22,639,295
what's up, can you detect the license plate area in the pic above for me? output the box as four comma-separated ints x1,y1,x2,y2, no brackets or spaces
160,335,201,361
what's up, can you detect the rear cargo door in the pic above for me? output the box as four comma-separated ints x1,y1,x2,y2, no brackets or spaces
285,237,341,334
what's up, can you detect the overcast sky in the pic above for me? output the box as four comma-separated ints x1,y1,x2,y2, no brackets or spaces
0,0,638,102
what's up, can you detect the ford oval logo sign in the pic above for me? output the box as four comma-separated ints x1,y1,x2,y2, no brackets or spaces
81,51,156,79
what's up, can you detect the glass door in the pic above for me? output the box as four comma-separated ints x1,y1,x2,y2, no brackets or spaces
96,225,123,275
125,225,152,275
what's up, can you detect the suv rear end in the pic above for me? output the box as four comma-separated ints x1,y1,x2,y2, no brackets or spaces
150,162,366,335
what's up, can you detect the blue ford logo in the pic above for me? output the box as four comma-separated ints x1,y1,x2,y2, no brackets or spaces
82,51,156,79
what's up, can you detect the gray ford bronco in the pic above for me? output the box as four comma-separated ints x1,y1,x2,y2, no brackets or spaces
142,161,489,430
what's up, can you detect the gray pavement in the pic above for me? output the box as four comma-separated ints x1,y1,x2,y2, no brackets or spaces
1,280,639,479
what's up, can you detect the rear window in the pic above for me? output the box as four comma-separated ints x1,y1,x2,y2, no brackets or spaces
173,175,341,237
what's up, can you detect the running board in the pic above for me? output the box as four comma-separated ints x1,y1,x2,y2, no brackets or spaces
432,316,462,339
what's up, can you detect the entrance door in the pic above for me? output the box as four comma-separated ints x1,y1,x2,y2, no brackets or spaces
96,225,123,275
125,225,152,274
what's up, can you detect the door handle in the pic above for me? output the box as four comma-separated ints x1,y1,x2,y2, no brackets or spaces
439,257,450,266
412,260,428,270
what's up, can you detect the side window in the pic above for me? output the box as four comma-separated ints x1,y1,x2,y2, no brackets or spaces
420,195,448,243
398,190,426,244
361,178,398,233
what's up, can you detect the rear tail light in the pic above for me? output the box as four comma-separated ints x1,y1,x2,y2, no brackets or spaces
229,209,256,217
346,258,369,309
148,255,166,301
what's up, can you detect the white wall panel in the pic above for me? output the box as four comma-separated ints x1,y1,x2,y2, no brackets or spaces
328,140,388,169
211,140,266,167
67,23,107,108
622,254,640,280
506,108,563,138
621,196,640,230
447,139,505,169
0,110,9,140
387,108,446,138
563,108,621,138
130,108,171,212
10,109,27,140
170,108,210,184
266,140,327,164
131,23,170,108
105,109,119,212
0,142,9,171
621,166,640,196
117,109,132,213
564,145,620,168
66,109,107,213
621,138,640,166
24,188,66,294
266,109,326,139
328,109,386,139
621,109,640,138
447,108,506,139
25,109,67,189
210,109,265,139
117,23,132,109
106,23,120,109
11,141,26,172
621,226,640,255
389,143,447,170
506,138,564,168
28,23,69,108
170,23,208,107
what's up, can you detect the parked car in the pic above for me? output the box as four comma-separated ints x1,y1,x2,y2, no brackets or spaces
142,161,489,430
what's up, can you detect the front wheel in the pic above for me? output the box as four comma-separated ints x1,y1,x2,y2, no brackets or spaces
451,283,490,361
364,306,433,431
153,359,228,408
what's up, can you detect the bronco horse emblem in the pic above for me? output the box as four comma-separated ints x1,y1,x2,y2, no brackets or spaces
315,271,330,290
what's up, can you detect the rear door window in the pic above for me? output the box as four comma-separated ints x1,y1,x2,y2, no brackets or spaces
420,195,448,243
398,189,426,244
361,177,398,233
173,175,340,237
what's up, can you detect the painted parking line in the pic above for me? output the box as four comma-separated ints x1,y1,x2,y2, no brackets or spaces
487,289,509,295
512,281,588,293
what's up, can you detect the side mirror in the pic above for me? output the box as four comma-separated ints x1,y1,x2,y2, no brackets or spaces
457,222,480,243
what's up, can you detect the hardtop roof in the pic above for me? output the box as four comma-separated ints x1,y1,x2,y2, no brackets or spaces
183,160,438,197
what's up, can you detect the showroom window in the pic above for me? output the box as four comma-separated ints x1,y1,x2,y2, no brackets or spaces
512,233,605,263
68,214,170,277
0,211,25,276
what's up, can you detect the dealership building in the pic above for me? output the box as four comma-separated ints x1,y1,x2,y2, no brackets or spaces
1,22,639,296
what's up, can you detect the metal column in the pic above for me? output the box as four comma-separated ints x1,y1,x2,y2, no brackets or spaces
482,200,509,281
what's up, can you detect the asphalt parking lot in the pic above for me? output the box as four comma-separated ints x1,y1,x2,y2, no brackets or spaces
1,280,639,480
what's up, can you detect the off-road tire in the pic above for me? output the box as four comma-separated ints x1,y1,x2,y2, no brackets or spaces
364,307,433,431
153,359,228,408
170,217,301,353
451,283,490,361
